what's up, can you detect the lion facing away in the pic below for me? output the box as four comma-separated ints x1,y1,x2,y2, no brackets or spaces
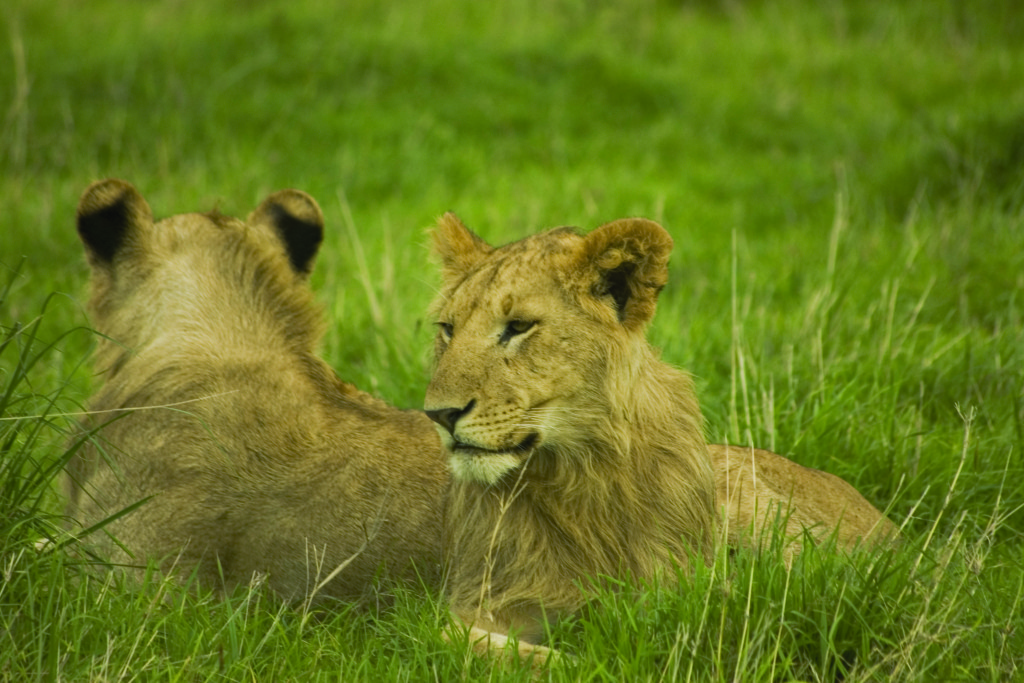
424,213,897,662
65,179,447,601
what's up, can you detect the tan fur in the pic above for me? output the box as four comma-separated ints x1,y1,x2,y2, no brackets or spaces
425,214,896,663
66,179,446,601
425,214,717,661
711,444,897,563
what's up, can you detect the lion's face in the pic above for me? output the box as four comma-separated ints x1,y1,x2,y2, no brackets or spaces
425,214,673,485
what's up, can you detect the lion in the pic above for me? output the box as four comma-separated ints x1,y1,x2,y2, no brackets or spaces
424,213,897,663
65,179,447,602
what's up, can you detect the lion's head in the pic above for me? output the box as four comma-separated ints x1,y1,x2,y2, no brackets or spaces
425,212,683,487
77,178,325,376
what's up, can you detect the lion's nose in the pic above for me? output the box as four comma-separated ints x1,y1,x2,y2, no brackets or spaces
425,399,475,435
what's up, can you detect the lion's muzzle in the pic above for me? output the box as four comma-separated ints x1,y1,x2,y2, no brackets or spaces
425,399,476,436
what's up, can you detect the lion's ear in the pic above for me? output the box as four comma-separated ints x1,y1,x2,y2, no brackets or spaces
579,218,673,331
77,179,153,267
432,213,493,283
249,189,324,276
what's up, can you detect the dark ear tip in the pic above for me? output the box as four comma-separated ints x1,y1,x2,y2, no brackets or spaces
256,189,324,230
77,179,147,221
250,190,324,275
76,179,151,263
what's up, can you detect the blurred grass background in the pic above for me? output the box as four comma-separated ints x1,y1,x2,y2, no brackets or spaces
1,0,1022,680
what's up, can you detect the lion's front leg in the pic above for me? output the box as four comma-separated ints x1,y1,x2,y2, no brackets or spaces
445,606,557,670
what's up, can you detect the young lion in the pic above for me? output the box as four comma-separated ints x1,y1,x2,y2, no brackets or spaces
424,213,896,662
66,179,447,601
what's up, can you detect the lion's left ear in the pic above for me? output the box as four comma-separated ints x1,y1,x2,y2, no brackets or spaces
578,218,673,331
249,189,324,276
432,212,493,284
77,179,153,267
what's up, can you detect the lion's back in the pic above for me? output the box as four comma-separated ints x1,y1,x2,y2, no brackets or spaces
66,181,446,600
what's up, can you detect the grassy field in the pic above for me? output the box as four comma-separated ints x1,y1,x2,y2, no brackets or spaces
2,0,1022,680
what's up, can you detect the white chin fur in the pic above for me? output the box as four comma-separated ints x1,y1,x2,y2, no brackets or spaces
448,452,521,485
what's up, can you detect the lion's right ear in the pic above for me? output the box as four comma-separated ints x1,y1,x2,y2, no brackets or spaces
578,217,673,331
432,213,493,282
76,179,153,266
249,190,324,276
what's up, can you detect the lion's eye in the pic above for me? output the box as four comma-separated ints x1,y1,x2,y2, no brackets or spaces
436,322,454,341
499,319,536,345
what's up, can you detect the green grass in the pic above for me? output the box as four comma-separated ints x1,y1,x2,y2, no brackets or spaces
2,0,1022,679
